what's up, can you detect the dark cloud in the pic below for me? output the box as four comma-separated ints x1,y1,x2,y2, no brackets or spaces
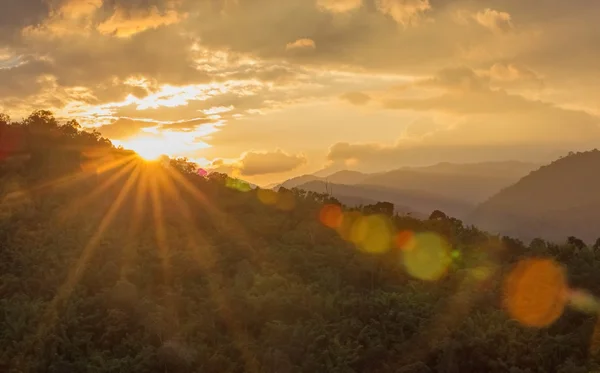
0,0,50,47
0,59,53,98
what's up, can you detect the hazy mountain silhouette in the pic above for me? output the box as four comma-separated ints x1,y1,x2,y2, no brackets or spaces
278,170,368,189
294,180,473,218
469,150,600,243
277,162,538,215
360,161,538,203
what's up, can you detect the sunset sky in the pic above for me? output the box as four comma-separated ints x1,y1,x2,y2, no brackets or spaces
2,0,600,185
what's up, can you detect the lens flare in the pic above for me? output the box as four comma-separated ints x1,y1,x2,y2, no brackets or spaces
319,204,343,229
503,258,567,328
568,289,600,314
350,214,393,254
226,178,252,192
395,230,416,251
197,168,208,177
337,211,362,242
257,189,279,206
402,232,451,281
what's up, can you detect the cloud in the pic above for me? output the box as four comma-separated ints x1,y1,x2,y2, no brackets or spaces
97,116,219,140
58,0,103,18
213,150,307,177
160,117,217,131
376,0,431,26
382,67,548,114
327,107,600,169
97,118,158,140
327,69,600,169
316,0,362,13
402,117,441,138
239,150,307,176
474,8,513,33
421,66,489,92
97,6,185,37
340,91,371,105
286,38,316,51
0,0,50,47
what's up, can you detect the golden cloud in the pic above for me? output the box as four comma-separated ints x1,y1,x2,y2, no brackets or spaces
97,7,185,37
212,150,307,177
286,38,316,51
58,0,103,18
316,0,362,13
376,0,431,26
474,8,513,33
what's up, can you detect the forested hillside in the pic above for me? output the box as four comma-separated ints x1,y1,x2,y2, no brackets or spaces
2,112,600,372
470,150,600,243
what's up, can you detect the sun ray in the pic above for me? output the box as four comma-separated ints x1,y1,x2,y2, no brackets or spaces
158,170,260,373
4,154,137,201
147,167,182,333
56,158,138,222
119,164,149,280
19,165,141,367
148,169,172,287
163,167,276,267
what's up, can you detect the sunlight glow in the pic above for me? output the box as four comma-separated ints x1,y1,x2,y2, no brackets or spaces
123,137,165,160
115,133,211,160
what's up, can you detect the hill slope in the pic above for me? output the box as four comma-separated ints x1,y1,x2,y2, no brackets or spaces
4,112,600,373
469,150,600,242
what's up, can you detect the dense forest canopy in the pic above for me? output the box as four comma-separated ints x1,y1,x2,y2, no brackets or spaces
2,111,600,372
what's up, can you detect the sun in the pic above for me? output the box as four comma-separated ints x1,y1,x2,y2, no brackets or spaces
119,136,166,161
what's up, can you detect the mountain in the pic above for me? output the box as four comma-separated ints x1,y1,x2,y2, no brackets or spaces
277,162,538,217
296,180,474,218
278,170,368,189
469,150,600,243
360,161,538,203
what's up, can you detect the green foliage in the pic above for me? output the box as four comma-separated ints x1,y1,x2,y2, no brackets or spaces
1,111,600,372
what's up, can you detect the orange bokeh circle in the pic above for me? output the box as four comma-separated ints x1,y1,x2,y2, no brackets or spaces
503,258,568,328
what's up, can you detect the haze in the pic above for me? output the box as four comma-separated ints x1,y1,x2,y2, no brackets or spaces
2,0,600,185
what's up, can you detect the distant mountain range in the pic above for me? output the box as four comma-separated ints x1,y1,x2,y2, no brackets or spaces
276,161,539,218
277,155,600,243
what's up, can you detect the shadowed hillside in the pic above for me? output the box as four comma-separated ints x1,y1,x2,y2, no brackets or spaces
469,150,600,243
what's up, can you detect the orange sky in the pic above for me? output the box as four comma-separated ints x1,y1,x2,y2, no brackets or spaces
2,0,600,185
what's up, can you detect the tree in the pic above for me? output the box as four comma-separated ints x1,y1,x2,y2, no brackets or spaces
363,201,394,217
568,236,586,250
429,209,448,220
